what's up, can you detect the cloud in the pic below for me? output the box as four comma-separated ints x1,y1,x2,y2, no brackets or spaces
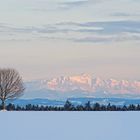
57,0,107,10
0,20,140,43
111,12,131,17
27,0,89,12
78,21,140,33
111,12,140,17
59,0,88,9
73,33,140,43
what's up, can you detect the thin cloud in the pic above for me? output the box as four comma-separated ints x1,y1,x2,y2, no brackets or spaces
57,0,107,10
58,0,89,9
28,0,89,11
111,12,140,17
0,20,140,43
111,12,131,17
74,33,140,43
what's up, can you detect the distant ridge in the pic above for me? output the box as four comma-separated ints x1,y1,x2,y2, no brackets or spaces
41,74,140,95
23,74,140,100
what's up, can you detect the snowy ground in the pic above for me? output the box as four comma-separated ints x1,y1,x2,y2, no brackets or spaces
0,112,140,140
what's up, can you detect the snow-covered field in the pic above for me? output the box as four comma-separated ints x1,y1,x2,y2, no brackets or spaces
0,112,140,140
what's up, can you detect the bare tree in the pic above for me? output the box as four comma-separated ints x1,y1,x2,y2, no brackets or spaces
0,68,24,110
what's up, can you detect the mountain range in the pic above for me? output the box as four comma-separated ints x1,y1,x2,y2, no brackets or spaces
23,74,140,100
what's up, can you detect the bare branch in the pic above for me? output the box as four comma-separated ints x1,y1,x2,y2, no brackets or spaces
0,68,25,104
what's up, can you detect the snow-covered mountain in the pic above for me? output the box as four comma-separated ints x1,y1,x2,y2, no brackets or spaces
42,74,140,94
46,74,92,92
23,74,140,99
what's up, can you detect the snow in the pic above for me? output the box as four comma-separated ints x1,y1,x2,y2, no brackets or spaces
25,75,140,99
0,112,140,140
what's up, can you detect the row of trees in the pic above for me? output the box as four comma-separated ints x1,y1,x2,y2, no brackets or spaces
2,100,140,111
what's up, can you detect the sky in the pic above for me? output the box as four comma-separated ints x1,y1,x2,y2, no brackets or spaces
0,0,140,81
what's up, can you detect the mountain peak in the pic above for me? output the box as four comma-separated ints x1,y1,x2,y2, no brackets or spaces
38,74,140,95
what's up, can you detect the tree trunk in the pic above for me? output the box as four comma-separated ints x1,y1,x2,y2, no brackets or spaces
2,100,6,110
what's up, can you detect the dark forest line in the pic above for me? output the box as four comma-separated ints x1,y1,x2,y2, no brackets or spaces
1,100,140,111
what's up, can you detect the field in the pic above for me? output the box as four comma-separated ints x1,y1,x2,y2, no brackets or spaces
0,112,140,140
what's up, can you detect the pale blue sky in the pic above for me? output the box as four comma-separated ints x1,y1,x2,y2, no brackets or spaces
0,0,140,80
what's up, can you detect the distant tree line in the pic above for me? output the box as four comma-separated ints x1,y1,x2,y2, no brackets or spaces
1,100,140,111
